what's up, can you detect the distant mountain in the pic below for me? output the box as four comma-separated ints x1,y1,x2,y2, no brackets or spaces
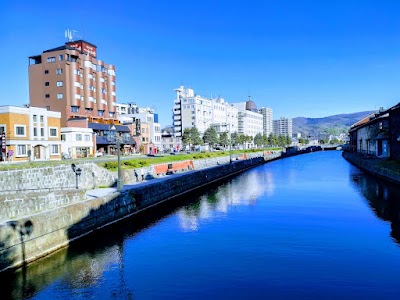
292,111,374,138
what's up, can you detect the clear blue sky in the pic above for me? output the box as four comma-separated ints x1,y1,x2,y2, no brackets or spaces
1,0,400,126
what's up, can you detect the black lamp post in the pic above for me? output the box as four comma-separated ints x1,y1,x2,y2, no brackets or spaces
71,163,82,189
108,124,130,191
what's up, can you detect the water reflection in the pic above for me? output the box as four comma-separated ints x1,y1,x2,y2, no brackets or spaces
178,170,272,231
351,170,400,244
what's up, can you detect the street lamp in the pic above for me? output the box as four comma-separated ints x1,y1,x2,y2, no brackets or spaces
227,124,232,163
71,163,82,189
108,124,130,191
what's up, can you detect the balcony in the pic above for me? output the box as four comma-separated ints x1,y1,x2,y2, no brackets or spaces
174,121,181,126
173,115,181,121
174,105,180,110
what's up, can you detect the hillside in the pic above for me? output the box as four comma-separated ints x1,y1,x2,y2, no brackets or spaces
292,111,374,138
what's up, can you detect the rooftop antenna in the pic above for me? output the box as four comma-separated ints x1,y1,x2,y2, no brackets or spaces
64,29,73,42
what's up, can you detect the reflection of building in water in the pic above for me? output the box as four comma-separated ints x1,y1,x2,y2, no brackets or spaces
178,170,274,231
351,171,400,244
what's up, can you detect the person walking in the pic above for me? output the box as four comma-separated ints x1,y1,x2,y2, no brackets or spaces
141,168,145,181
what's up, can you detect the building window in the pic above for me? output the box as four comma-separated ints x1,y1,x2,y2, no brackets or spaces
45,94,50,98
44,70,49,74
51,145,59,154
45,82,49,86
33,128,37,136
33,115,37,122
41,128,44,137
15,125,26,136
59,54,63,61
40,115,44,122
0,125,6,134
57,81,63,87
71,106,79,112
56,68,63,75
85,108,93,113
109,112,115,118
98,110,104,116
61,134,65,141
76,134,82,141
49,128,58,137
46,106,50,110
47,57,56,63
84,134,91,141
57,93,63,99
17,145,27,156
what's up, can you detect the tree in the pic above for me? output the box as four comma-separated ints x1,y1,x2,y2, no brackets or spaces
182,128,192,150
254,133,263,147
231,132,238,147
203,127,219,149
262,133,268,147
237,134,246,148
219,132,228,148
190,126,203,148
285,135,292,146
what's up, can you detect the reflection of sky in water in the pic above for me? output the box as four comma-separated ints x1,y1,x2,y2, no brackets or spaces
178,169,275,232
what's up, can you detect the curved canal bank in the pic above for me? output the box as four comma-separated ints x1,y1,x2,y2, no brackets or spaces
342,151,400,185
0,153,278,273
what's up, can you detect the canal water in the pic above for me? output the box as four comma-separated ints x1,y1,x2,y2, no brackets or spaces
3,151,400,299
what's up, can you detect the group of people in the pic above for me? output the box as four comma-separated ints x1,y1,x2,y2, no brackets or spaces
134,169,145,182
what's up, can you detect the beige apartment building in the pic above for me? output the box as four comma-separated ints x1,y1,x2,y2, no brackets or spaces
28,40,117,126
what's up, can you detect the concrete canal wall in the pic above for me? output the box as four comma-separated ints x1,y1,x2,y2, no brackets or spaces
0,154,275,272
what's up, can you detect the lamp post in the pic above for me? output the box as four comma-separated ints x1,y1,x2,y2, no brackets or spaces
71,163,82,189
108,124,130,191
227,124,232,163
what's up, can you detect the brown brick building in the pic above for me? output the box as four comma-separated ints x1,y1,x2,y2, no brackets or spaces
28,40,117,126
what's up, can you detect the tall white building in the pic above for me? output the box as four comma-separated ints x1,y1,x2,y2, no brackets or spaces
273,117,293,137
233,99,263,138
258,107,273,136
173,86,238,137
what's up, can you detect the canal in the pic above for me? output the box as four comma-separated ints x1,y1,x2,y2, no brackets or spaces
3,151,400,299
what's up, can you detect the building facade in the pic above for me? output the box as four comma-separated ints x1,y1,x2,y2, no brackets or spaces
173,86,238,137
60,127,94,158
258,107,273,136
28,40,117,127
273,117,293,137
0,106,61,162
233,99,264,138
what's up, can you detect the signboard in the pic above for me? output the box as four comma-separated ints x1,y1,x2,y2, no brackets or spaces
67,41,97,58
1,132,5,153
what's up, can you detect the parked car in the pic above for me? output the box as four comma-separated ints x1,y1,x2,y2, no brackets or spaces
95,151,104,157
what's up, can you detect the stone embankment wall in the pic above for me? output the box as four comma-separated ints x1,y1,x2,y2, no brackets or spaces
0,163,115,194
0,155,270,272
343,151,400,184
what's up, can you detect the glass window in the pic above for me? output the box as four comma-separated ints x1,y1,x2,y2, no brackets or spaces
45,94,50,98
33,115,37,122
41,128,44,136
71,106,79,112
51,145,59,154
84,134,91,141
49,128,57,137
44,70,49,74
47,57,56,63
76,134,82,141
57,81,63,87
61,134,65,141
45,82,49,86
33,128,37,136
56,68,63,75
109,112,115,117
98,110,104,116
16,126,25,136
59,54,63,61
17,145,27,156
57,93,63,99
40,115,44,122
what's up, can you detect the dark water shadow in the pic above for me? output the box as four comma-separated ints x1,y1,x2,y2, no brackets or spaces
350,168,400,244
